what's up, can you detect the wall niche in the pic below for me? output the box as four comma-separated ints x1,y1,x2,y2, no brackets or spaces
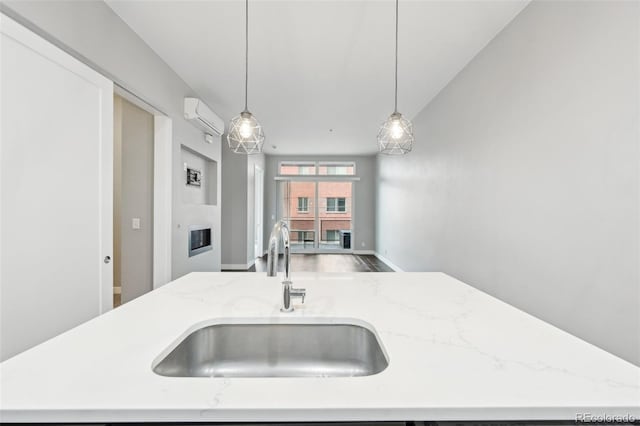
181,145,217,206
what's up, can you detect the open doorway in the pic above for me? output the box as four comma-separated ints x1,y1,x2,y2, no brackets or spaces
113,95,154,306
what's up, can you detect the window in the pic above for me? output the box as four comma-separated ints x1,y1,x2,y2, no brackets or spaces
280,162,316,175
326,197,346,212
318,163,355,176
325,166,347,175
279,161,355,176
318,162,355,176
326,230,340,241
297,197,309,212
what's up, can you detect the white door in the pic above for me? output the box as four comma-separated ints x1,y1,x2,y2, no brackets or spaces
254,165,264,258
0,15,113,361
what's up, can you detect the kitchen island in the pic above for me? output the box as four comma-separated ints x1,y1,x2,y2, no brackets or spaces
0,272,638,423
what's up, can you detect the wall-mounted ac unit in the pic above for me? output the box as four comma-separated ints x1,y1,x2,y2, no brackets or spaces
184,97,225,136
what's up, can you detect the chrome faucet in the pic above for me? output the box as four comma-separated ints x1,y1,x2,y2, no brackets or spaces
267,220,306,312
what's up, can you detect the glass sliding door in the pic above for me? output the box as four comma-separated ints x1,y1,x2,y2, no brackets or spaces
278,180,353,253
277,161,356,253
279,180,317,252
318,181,352,251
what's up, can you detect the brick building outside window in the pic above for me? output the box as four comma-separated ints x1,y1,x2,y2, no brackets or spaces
280,162,354,247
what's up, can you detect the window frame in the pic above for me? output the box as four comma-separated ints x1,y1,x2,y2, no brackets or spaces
325,229,340,242
326,197,347,213
297,196,309,213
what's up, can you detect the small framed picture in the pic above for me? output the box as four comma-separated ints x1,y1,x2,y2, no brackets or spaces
186,167,202,187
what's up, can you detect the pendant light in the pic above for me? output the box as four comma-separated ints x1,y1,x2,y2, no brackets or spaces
377,0,413,155
227,0,264,154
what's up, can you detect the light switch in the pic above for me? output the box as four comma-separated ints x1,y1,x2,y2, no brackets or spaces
132,218,141,229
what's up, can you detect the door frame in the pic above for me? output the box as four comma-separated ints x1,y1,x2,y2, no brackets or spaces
153,116,172,288
254,165,264,259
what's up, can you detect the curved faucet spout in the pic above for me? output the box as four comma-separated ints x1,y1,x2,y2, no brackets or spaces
267,220,291,283
267,220,306,312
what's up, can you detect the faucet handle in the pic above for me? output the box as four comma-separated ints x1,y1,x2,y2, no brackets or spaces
292,287,306,304
281,283,306,313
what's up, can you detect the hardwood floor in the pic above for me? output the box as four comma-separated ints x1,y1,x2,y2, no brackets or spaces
225,254,394,273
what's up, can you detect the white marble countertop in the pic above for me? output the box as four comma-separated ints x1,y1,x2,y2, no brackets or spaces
1,272,639,423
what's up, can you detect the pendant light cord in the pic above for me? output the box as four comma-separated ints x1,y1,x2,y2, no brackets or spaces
394,0,399,113
244,0,249,112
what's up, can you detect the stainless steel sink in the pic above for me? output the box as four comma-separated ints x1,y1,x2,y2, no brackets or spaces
153,321,388,378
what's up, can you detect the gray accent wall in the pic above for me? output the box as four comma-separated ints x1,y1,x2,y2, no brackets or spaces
376,1,639,365
221,146,249,268
263,155,377,253
220,147,265,269
3,0,222,278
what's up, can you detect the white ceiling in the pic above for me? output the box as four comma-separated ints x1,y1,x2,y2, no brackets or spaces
107,0,529,155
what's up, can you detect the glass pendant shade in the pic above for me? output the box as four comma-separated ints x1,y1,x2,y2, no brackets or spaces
377,0,413,155
227,0,264,154
227,111,264,154
377,112,413,155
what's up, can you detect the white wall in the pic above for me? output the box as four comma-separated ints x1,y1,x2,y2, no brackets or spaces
263,155,377,253
2,0,222,278
377,1,639,365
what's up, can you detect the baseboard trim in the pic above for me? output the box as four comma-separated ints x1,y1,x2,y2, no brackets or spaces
353,250,375,255
374,252,404,272
221,262,253,271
